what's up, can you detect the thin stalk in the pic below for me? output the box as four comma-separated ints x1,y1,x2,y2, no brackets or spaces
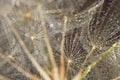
82,40,118,79
59,16,68,80
45,9,62,14
0,74,11,80
72,45,95,80
9,26,51,80
73,1,105,80
0,53,40,80
37,4,60,80
112,76,120,80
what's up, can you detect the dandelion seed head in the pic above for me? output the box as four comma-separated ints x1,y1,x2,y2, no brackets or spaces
0,0,120,80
